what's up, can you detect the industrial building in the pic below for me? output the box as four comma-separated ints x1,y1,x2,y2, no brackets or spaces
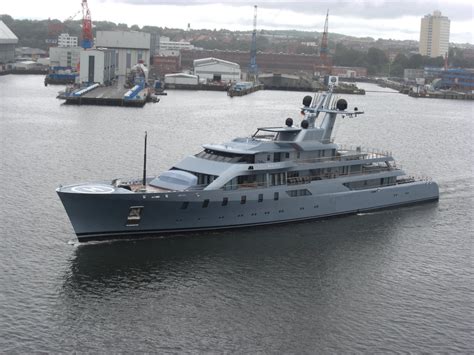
15,47,47,61
193,57,240,82
153,55,181,76
79,48,116,85
331,66,367,78
439,69,474,91
159,36,194,53
0,20,18,64
404,69,425,82
95,31,150,77
182,49,327,75
49,46,81,68
419,10,450,58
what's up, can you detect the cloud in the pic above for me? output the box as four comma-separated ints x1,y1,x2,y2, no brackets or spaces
100,0,474,21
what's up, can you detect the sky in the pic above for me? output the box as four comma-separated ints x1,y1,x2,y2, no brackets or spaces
3,0,473,43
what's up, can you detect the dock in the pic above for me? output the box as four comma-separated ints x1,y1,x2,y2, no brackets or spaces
408,91,473,100
57,83,152,107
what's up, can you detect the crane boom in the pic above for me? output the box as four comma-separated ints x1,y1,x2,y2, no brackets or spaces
320,9,329,63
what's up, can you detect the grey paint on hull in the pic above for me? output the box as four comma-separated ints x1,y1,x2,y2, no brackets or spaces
57,180,439,242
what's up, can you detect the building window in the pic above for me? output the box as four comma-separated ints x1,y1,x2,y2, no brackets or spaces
126,51,132,69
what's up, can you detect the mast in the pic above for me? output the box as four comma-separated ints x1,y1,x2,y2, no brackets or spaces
142,131,147,187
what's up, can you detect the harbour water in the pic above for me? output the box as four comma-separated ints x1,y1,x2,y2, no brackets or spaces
0,75,472,352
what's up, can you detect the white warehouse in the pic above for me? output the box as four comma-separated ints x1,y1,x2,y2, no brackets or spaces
95,31,150,77
79,49,116,85
193,57,240,82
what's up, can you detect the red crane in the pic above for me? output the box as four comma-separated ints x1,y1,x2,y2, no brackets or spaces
81,0,93,48
320,10,329,64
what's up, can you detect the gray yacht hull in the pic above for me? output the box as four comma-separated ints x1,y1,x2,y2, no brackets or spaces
57,180,439,242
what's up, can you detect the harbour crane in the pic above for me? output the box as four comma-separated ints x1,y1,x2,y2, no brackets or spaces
319,10,329,64
248,5,258,81
81,0,93,48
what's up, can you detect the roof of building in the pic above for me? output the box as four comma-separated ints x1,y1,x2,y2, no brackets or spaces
15,47,47,55
0,20,18,44
193,57,240,69
165,73,198,79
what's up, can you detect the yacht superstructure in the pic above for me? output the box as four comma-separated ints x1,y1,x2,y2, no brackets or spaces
57,89,439,242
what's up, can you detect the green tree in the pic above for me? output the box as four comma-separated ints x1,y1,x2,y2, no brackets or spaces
367,47,388,75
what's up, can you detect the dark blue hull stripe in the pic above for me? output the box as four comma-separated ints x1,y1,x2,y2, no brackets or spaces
75,197,438,241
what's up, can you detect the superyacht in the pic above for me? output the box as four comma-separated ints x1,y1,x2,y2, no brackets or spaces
57,87,439,242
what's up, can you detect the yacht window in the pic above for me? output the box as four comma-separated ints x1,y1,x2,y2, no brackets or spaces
286,189,312,197
222,197,228,206
285,152,290,158
274,192,279,200
202,199,210,208
241,196,247,204
258,194,263,202
180,202,189,209
195,149,254,164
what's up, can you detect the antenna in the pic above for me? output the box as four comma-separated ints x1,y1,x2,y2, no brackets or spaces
142,131,147,188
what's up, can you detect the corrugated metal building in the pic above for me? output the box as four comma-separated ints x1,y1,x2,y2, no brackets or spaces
193,57,240,82
0,20,18,64
95,31,150,77
79,49,116,85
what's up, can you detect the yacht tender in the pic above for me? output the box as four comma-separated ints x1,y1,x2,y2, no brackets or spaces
57,89,439,242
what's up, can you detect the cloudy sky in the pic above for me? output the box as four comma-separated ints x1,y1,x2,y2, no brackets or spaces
3,0,473,43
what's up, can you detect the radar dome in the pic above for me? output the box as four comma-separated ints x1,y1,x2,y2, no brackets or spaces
302,95,312,107
336,99,348,111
